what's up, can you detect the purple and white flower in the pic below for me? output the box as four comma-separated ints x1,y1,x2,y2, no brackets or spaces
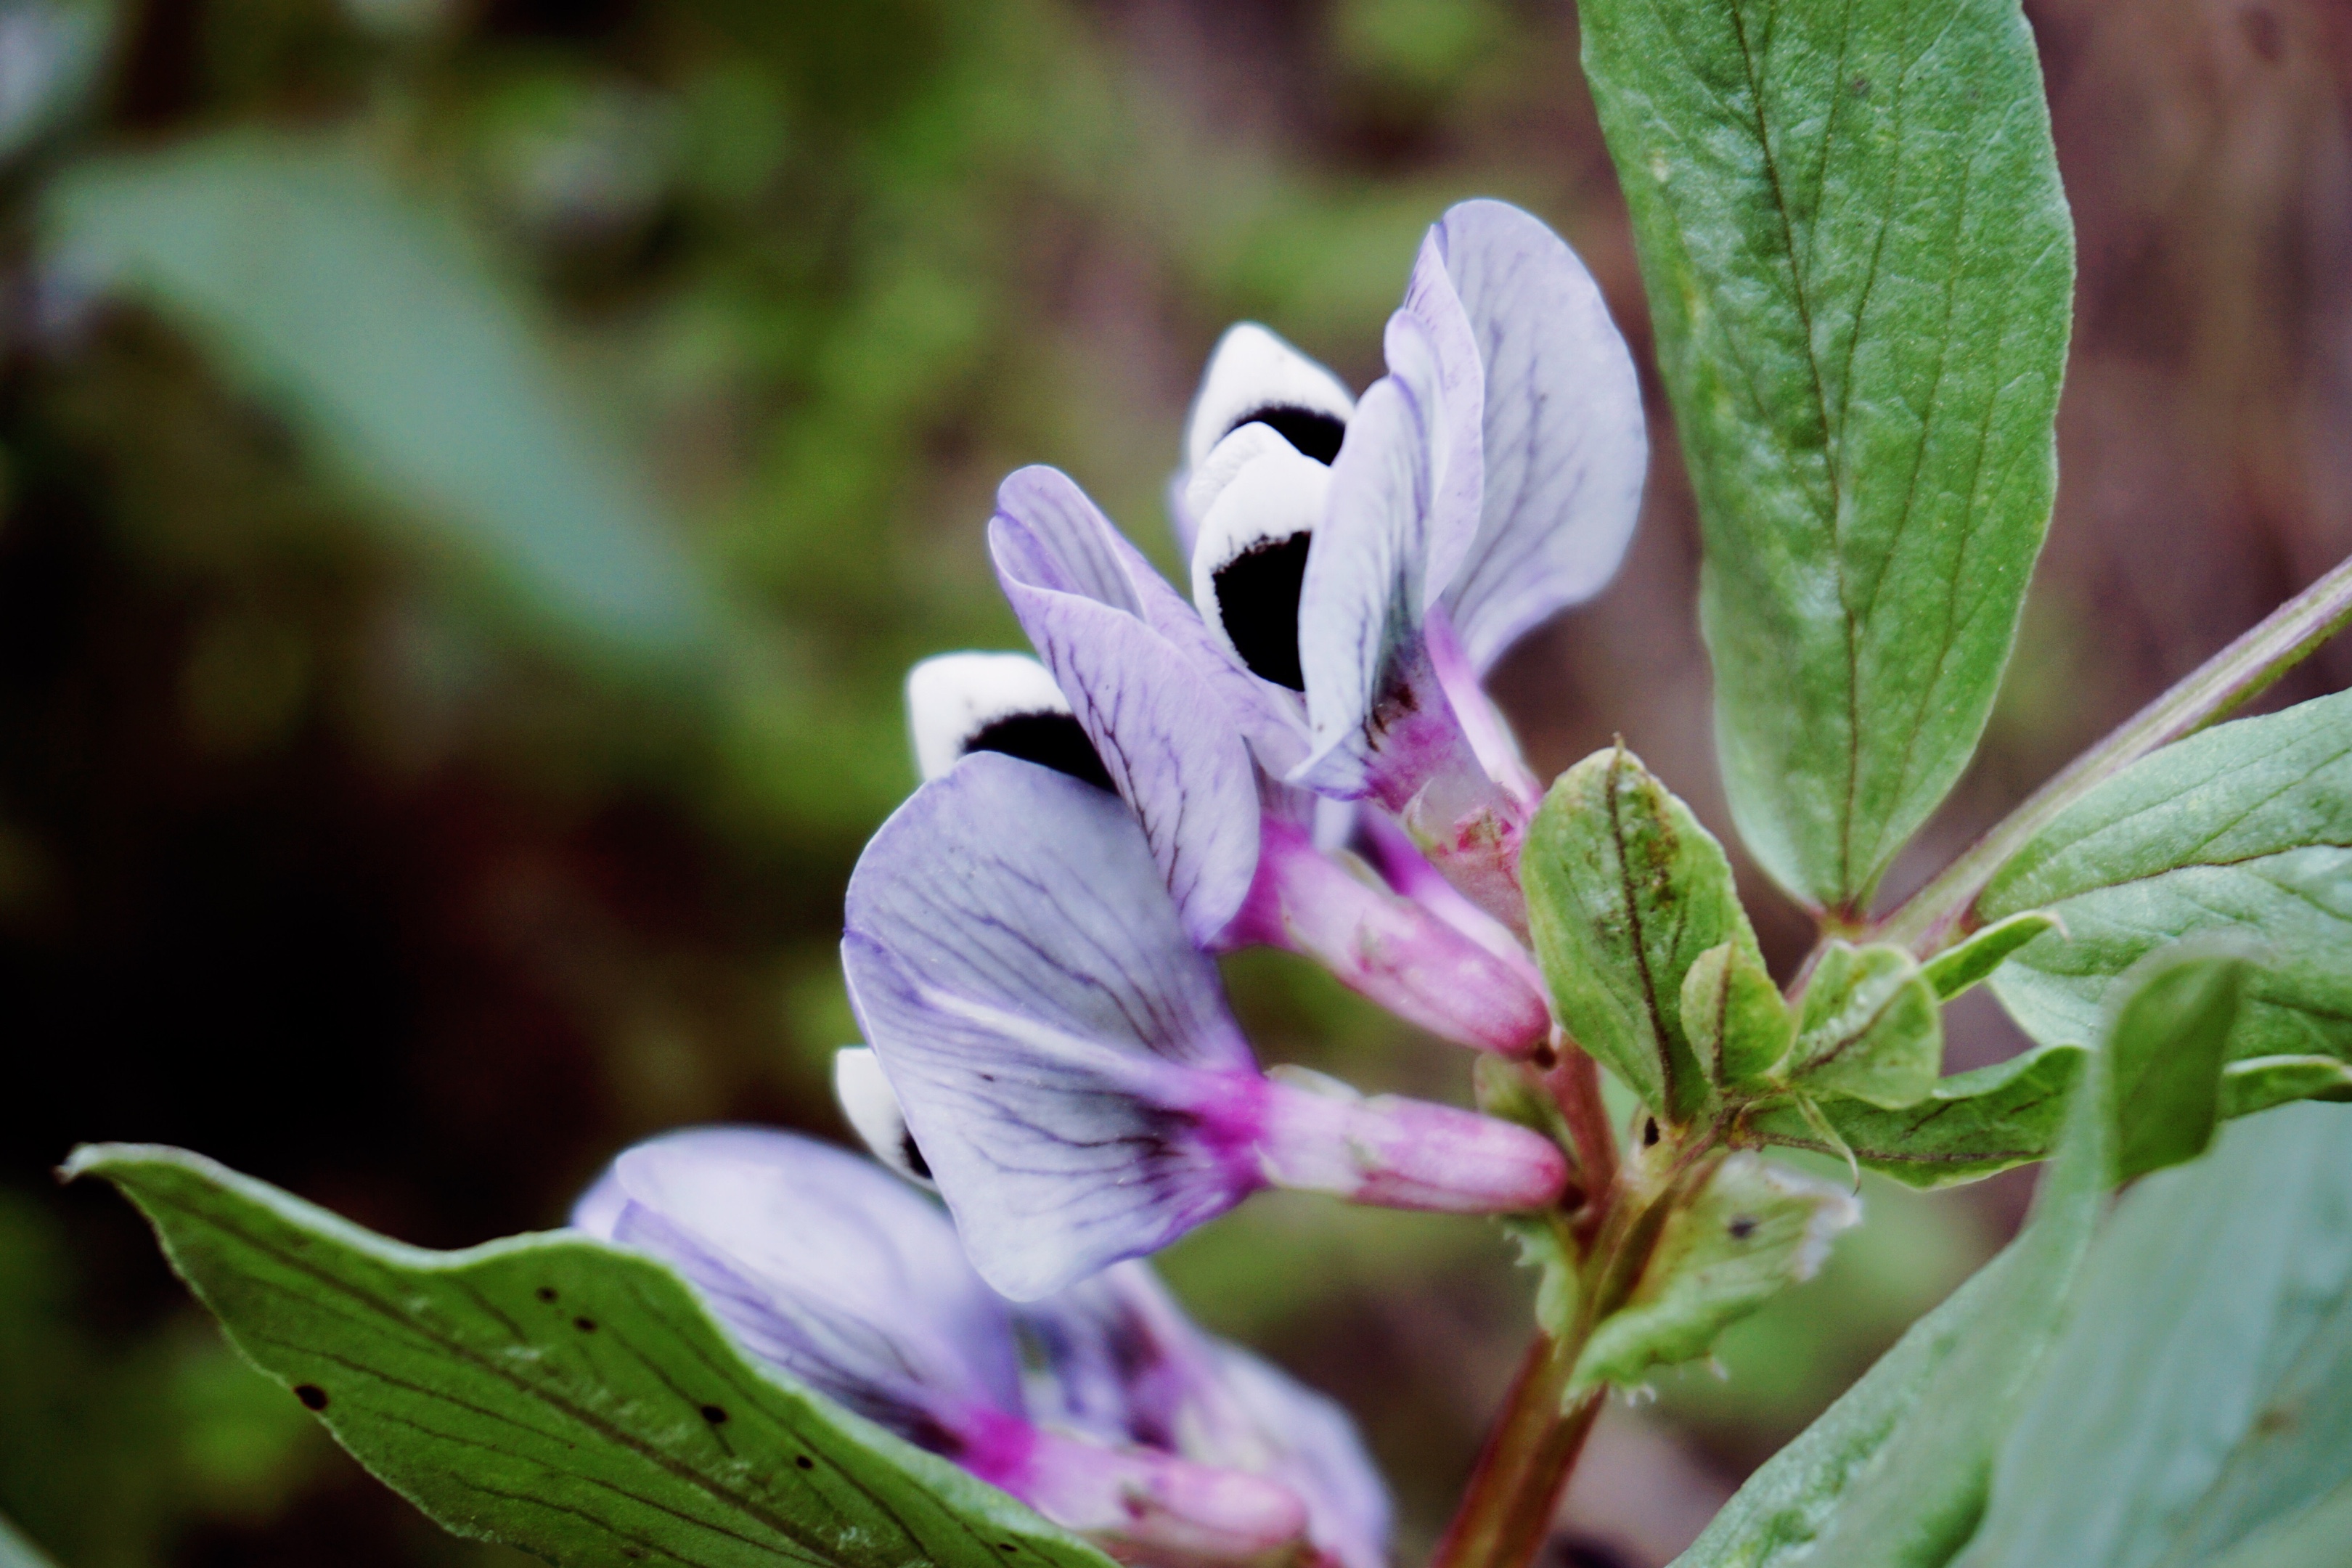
840,752,1570,1302
961,465,1549,1056
574,1125,1390,1567
1177,200,1646,923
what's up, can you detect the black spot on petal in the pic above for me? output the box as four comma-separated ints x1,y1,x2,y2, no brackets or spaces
965,711,1115,793
899,1130,933,1180
295,1384,329,1410
1213,533,1312,691
1234,406,1347,465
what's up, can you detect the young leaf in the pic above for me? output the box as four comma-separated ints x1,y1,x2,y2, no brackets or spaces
2221,1055,2352,1119
2105,950,2251,1183
1572,1154,1856,1393
1669,992,2116,1568
1921,911,2062,1000
64,1143,1119,1568
1984,688,2352,1070
1784,944,1943,1108
1525,745,1757,1122
1681,941,1796,1089
1747,1043,2087,1189
1956,1103,2352,1568
1578,0,2073,912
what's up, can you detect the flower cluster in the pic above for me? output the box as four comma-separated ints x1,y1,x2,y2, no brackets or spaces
581,198,1646,1564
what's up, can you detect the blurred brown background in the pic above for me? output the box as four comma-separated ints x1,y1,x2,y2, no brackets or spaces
1,1,2347,1565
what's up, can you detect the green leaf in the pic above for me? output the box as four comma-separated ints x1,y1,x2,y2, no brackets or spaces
1572,1154,1857,1394
1785,944,1943,1108
1681,941,1796,1089
1669,995,2115,1568
1983,689,2352,1071
1921,912,2062,1000
46,135,722,674
1747,1043,2086,1190
1578,0,2073,912
2105,950,2250,1182
64,1143,1117,1568
1525,745,1757,1122
2221,1055,2352,1119
1956,1103,2352,1568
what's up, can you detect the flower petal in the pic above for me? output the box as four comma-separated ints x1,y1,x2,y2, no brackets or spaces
833,1046,936,1188
1426,200,1647,671
996,464,1306,775
992,526,1262,945
1188,436,1330,693
846,754,1251,1070
841,932,1267,1300
1183,322,1355,473
1391,241,1486,608
905,651,1110,791
583,1127,1025,1429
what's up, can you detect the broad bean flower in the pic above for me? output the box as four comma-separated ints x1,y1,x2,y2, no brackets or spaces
839,752,1569,1300
575,1126,1389,1567
1175,200,1646,923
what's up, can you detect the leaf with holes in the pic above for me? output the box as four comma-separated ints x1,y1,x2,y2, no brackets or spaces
63,1143,1117,1568
1747,1042,2086,1189
1525,746,1758,1124
1580,0,2073,912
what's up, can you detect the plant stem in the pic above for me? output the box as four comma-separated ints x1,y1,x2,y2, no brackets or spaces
1546,1034,1619,1238
1429,1334,1604,1568
1877,549,2352,954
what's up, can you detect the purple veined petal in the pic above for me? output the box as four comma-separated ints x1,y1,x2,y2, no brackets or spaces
1290,369,1491,814
1423,605,1538,804
1223,816,1547,1055
1355,809,1535,980
992,523,1262,946
990,1420,1310,1564
905,651,1114,793
1425,199,1648,672
1187,436,1328,697
833,1045,936,1189
1385,249,1485,609
1017,1262,1394,1568
997,464,1308,777
847,754,1252,1071
841,931,1272,1301
1182,322,1355,473
581,1126,1026,1432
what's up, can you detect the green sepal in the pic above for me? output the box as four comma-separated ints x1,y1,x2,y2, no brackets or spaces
2107,950,2254,1182
1784,942,1944,1108
1681,940,1796,1090
1525,745,1757,1124
1922,910,2062,1000
2219,1054,2352,1119
1746,1044,2088,1189
1569,1154,1857,1395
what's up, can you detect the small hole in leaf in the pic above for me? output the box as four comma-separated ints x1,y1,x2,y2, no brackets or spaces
1643,1118,1659,1147
795,1455,815,1470
536,1286,558,1303
1728,1215,1757,1241
294,1384,328,1410
701,1404,727,1424
999,1545,1021,1554
574,1317,597,1333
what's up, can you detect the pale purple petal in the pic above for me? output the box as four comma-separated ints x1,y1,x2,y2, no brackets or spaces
1018,1263,1392,1568
583,1127,1024,1429
1392,236,1486,605
1291,371,1487,812
992,520,1262,945
997,464,1307,776
845,754,1251,1071
1426,200,1647,671
1004,1426,1309,1562
841,931,1268,1301
1254,1070,1567,1213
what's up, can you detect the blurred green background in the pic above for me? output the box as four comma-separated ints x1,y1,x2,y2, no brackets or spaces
2,1,2348,1564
